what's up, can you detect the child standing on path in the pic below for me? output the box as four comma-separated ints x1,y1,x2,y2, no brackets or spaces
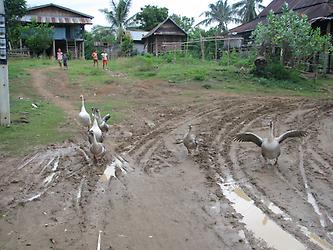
101,50,108,70
57,48,63,68
92,50,98,67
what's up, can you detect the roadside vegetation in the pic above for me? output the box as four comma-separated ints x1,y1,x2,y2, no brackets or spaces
106,54,333,97
0,60,69,155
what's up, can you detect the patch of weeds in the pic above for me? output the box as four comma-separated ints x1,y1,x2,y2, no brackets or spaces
193,74,205,81
202,83,212,89
104,79,115,84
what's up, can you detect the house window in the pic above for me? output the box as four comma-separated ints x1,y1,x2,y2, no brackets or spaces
54,27,66,40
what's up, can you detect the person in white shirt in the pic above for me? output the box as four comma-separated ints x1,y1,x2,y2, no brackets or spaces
101,50,108,70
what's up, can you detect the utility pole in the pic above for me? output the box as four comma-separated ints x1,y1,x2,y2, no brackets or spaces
0,0,10,126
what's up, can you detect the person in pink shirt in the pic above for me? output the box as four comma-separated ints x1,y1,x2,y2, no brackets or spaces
57,48,63,68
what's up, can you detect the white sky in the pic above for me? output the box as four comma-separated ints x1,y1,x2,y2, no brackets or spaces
26,0,272,30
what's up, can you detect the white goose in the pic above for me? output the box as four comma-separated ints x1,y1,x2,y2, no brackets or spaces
92,108,111,133
89,114,103,143
183,124,198,154
79,95,91,129
234,120,307,165
88,130,105,161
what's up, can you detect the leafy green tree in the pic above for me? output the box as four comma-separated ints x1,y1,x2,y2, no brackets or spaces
121,33,133,56
4,0,27,47
251,5,332,67
83,31,94,59
169,14,194,33
233,0,265,23
84,26,116,59
20,21,53,56
91,25,116,43
100,0,135,42
135,5,168,31
197,0,236,34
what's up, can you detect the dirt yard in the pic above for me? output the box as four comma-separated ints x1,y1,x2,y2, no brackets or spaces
0,67,332,250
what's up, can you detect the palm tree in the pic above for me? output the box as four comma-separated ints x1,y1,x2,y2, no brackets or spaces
196,0,236,34
99,0,136,42
233,0,265,24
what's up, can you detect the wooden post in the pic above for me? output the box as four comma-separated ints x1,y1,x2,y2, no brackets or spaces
82,41,85,59
0,0,10,126
185,39,188,57
200,34,205,61
65,39,68,54
155,37,158,56
215,35,218,61
324,21,332,74
52,40,55,59
74,39,77,59
227,38,230,66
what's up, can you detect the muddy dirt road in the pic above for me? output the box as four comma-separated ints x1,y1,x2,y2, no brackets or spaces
0,68,332,249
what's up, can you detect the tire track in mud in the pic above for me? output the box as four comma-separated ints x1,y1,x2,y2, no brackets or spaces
96,96,265,250
203,100,282,248
127,97,241,160
208,99,333,249
39,97,245,249
123,97,273,249
173,96,333,249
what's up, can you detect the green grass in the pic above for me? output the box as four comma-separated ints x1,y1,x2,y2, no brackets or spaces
67,60,113,88
107,55,333,98
8,58,53,99
0,59,69,155
0,100,69,154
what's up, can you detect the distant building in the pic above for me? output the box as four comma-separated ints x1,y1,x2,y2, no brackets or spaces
127,30,148,54
230,0,333,44
21,3,93,59
230,0,333,72
142,18,188,55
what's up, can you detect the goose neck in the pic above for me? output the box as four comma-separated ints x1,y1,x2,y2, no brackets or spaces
268,124,274,141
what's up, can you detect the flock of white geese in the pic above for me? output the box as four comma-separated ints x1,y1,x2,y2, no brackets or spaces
78,95,307,166
79,95,111,162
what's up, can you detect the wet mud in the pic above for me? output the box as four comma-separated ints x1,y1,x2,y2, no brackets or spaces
0,68,332,250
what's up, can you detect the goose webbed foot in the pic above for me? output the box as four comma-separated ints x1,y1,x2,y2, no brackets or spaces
274,158,278,166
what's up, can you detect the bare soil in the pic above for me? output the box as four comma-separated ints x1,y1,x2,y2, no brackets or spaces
0,67,332,250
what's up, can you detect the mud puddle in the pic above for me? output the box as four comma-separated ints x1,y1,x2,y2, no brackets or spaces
218,176,306,250
218,175,333,250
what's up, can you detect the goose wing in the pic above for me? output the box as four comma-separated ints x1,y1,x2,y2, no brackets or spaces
102,114,111,122
234,133,263,147
277,130,307,144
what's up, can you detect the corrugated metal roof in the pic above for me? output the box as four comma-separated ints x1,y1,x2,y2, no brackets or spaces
21,15,93,24
231,0,333,34
128,30,148,41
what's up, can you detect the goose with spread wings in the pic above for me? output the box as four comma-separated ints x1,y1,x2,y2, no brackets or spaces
234,121,307,165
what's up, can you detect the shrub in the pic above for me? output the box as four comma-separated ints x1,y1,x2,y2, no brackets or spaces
252,61,302,82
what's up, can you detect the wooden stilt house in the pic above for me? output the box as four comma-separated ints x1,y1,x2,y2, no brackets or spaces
21,3,93,59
